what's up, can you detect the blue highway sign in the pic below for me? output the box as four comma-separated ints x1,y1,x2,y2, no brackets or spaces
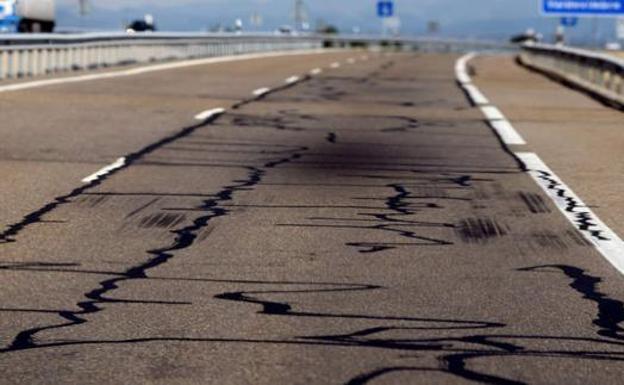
560,16,579,26
377,1,394,18
542,0,624,16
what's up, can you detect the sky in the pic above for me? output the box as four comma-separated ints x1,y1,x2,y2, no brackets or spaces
55,0,620,43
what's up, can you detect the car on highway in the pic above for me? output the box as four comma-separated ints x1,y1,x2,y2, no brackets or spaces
126,14,156,33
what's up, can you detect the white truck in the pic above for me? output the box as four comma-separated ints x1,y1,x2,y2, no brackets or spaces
0,0,55,33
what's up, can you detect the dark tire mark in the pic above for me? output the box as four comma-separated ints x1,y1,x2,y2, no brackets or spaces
455,217,508,244
518,192,551,214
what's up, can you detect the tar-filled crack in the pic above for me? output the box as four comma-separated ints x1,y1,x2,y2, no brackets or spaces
345,183,453,253
1,148,305,353
228,112,421,134
0,74,315,352
0,115,219,245
520,265,624,341
0,69,313,245
210,269,624,385
277,177,463,253
534,170,610,242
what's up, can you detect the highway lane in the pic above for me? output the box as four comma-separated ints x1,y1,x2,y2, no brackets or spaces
0,50,364,236
1,52,624,384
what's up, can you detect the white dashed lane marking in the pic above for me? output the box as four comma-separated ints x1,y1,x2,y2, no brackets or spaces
252,87,271,96
194,107,226,121
82,157,127,184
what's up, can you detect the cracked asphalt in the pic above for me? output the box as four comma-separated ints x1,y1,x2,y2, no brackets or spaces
1,51,624,384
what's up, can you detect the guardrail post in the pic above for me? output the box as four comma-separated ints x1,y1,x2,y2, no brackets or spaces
32,48,39,76
22,49,28,77
0,49,8,79
11,49,20,78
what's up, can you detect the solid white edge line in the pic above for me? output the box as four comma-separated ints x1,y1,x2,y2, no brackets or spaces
489,120,527,146
253,87,271,96
310,68,322,75
285,76,300,84
82,157,126,183
458,53,624,275
516,152,624,275
455,53,526,146
194,107,226,121
463,84,490,105
455,53,475,85
0,48,330,94
480,105,506,121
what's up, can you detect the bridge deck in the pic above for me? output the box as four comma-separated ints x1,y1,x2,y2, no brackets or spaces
1,51,623,384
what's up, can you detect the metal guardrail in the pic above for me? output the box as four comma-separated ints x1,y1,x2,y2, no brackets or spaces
327,35,513,53
0,33,322,80
0,32,513,81
519,43,624,107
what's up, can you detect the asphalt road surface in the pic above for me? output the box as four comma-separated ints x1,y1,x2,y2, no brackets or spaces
1,51,624,385
472,54,624,238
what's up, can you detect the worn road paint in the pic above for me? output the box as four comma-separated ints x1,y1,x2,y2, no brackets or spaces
517,152,624,275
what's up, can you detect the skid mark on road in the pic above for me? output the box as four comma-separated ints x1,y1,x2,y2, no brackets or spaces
455,217,508,244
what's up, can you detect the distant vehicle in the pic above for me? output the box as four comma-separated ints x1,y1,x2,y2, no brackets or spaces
510,29,541,44
275,25,297,35
0,0,55,33
126,14,156,33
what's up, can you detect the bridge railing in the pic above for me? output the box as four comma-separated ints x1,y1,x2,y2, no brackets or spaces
519,43,624,107
0,33,323,80
0,32,512,81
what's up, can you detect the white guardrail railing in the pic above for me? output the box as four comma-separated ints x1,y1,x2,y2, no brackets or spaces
0,33,321,80
519,43,624,107
0,32,512,81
